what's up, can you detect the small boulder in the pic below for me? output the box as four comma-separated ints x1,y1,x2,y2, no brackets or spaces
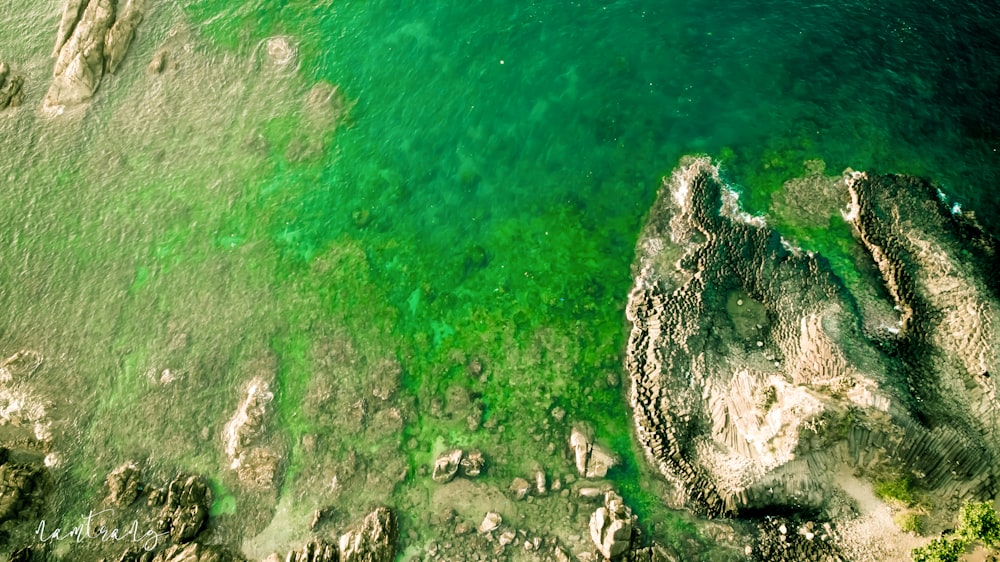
431,449,463,483
509,477,531,500
479,512,502,533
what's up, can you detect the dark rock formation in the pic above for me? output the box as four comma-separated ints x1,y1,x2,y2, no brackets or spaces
0,62,24,110
751,517,841,562
0,453,48,524
45,0,144,110
624,157,999,521
155,474,211,544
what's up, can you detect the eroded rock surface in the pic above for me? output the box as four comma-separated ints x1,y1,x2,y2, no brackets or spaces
45,0,144,110
624,157,1000,519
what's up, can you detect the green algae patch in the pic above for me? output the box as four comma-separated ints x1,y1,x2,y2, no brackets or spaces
209,478,238,516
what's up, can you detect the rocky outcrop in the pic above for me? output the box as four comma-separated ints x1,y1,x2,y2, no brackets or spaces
45,0,144,110
0,452,48,524
589,491,634,559
339,507,397,562
270,540,338,562
0,62,24,110
624,157,1000,518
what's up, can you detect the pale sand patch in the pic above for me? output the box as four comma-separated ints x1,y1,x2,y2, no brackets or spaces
834,468,928,561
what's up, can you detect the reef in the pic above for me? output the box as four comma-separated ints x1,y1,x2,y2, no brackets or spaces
625,156,999,558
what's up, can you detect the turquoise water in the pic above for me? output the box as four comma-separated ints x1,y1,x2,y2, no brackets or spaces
1,0,999,556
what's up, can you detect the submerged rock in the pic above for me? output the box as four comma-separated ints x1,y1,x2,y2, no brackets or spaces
0,455,48,524
106,460,141,507
0,62,24,110
624,156,1000,521
222,375,280,487
45,0,145,110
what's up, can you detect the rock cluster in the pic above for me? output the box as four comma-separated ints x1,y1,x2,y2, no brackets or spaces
148,543,244,562
624,157,1000,519
431,448,485,483
274,507,397,562
0,62,24,110
45,0,144,110
0,450,48,524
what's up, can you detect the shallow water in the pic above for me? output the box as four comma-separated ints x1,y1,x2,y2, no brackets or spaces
1,0,999,556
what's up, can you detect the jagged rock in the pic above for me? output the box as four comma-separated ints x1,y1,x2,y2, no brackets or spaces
623,157,1000,518
589,491,634,560
0,456,47,523
45,0,145,110
155,474,210,544
459,449,485,477
106,461,141,507
222,376,279,487
431,449,463,483
570,427,618,479
150,543,244,562
338,507,397,562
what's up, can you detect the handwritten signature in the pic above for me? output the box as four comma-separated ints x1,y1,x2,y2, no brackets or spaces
34,509,169,552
